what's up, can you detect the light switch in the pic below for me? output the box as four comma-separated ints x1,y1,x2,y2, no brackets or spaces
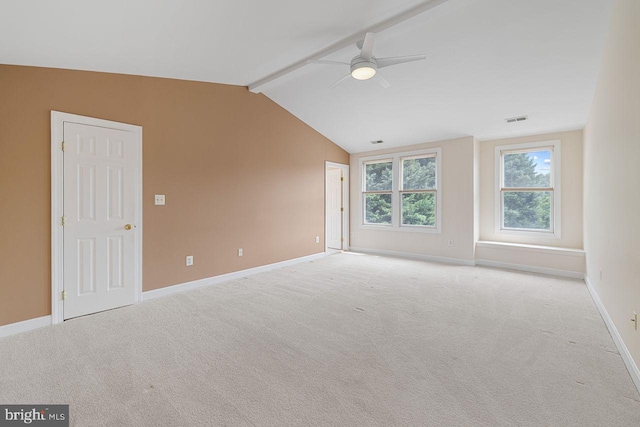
154,194,166,205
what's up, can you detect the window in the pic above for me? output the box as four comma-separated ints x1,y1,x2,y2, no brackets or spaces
361,148,441,232
363,160,393,225
401,155,436,227
495,140,561,237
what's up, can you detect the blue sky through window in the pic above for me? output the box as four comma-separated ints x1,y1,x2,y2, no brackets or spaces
527,150,551,175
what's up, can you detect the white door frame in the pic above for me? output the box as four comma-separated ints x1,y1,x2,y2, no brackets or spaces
51,111,143,324
325,161,349,253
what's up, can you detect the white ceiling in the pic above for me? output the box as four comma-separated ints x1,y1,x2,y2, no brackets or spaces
0,0,613,153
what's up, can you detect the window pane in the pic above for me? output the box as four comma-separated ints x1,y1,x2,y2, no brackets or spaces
364,194,392,224
401,193,435,227
503,150,551,188
365,161,392,191
402,157,436,190
502,191,551,230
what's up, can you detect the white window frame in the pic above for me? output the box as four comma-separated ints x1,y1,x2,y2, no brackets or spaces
360,148,442,233
494,140,561,239
362,158,394,226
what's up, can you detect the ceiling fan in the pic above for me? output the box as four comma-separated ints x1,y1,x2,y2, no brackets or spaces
308,32,426,88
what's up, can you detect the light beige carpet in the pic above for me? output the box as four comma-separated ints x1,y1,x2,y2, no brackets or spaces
1,253,639,426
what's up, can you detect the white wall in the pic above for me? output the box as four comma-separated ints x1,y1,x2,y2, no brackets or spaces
583,0,640,374
350,136,476,262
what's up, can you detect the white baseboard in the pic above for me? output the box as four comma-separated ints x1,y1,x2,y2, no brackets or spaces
348,247,475,266
0,315,51,339
475,259,584,279
584,275,640,393
143,252,326,301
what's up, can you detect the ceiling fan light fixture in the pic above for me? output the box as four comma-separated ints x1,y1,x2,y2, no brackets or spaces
351,62,377,80
351,66,376,80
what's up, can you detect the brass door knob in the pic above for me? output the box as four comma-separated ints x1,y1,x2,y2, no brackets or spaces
124,224,132,230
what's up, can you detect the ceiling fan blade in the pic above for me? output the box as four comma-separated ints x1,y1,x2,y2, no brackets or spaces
373,73,391,89
376,55,427,69
373,73,391,88
329,74,352,88
360,32,376,61
307,59,349,66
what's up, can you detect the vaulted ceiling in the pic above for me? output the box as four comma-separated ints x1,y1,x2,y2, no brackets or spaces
0,0,614,152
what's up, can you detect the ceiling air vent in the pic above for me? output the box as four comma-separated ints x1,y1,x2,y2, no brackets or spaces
370,140,384,145
505,115,528,123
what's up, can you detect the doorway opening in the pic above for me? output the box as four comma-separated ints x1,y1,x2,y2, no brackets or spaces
51,111,143,323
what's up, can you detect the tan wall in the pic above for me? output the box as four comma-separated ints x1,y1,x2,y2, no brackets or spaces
583,0,640,370
478,130,584,249
349,137,476,261
0,65,348,327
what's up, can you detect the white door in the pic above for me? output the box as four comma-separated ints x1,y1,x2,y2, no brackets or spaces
63,122,139,319
327,168,343,250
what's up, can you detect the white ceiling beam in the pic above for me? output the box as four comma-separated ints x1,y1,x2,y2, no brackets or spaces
248,0,451,93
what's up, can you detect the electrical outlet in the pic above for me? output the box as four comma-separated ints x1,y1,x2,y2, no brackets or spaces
154,194,166,205
448,239,454,246
315,236,320,244
238,248,243,257
186,255,193,266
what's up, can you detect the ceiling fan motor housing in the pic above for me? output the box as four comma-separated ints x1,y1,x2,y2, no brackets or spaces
351,56,377,80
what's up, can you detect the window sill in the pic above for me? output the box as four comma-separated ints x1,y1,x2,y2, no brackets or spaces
359,224,441,234
495,228,561,239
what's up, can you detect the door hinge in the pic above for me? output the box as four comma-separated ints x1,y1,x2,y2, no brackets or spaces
61,216,65,226
340,177,344,181
62,291,67,300
340,207,344,212
340,237,344,242
61,141,65,151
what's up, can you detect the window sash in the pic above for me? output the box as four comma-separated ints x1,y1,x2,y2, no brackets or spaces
402,153,437,161
499,147,553,155
500,147,554,190
400,154,437,191
400,190,437,228
399,189,436,195
363,190,393,195
499,187,553,192
363,159,393,192
500,189,554,232
363,192,392,225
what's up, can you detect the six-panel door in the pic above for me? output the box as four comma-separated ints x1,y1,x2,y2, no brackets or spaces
63,122,138,319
